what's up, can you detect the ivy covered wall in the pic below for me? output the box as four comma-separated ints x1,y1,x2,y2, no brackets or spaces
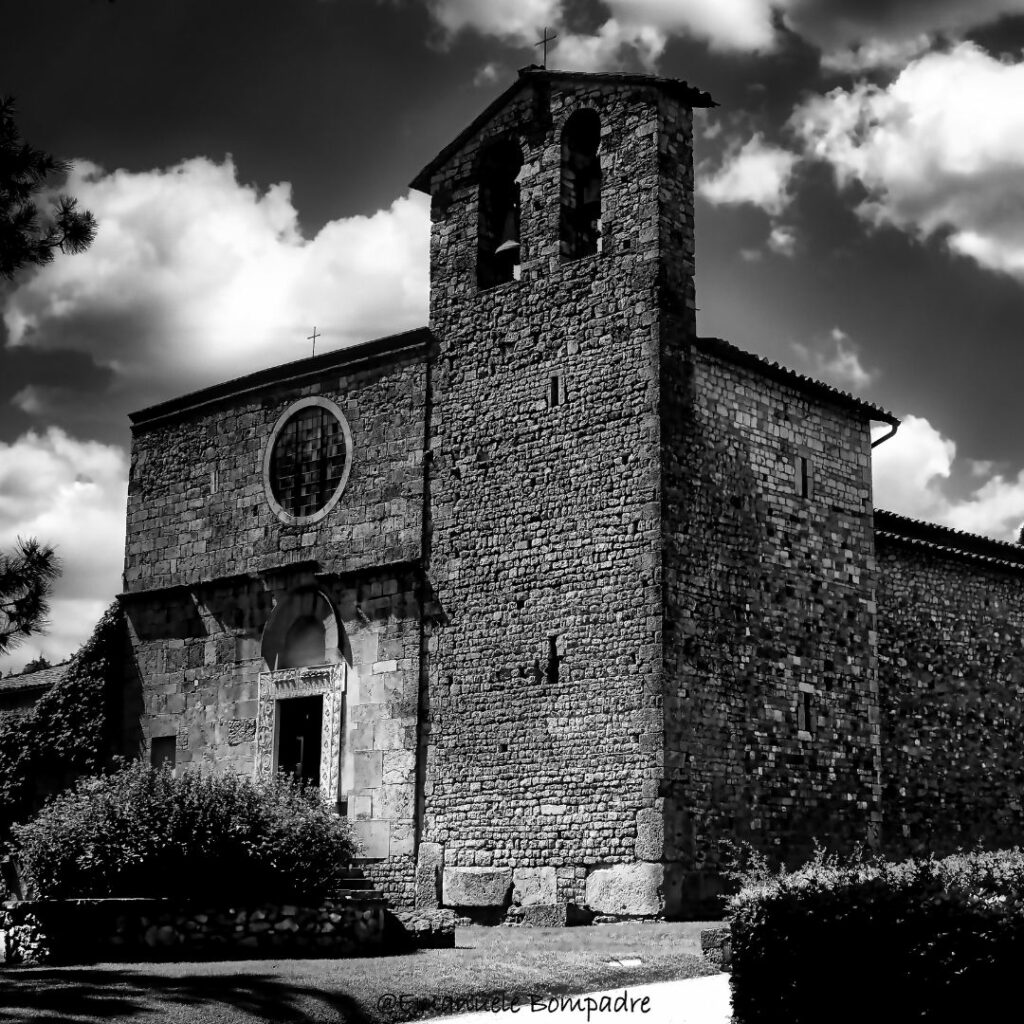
0,603,124,837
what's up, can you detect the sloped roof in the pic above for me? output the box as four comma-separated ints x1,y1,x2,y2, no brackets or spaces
411,66,716,194
130,328,435,430
0,662,65,696
693,336,899,426
875,509,1024,572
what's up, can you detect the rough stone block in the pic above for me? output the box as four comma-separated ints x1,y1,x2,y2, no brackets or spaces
350,795,372,819
442,867,512,908
635,807,664,861
373,718,406,750
701,927,732,971
350,722,374,751
520,904,567,927
512,867,557,907
352,751,382,791
585,863,664,916
415,842,444,909
374,783,414,819
382,749,416,785
390,819,415,857
352,820,390,860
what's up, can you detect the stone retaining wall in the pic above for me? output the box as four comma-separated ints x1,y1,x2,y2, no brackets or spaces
0,897,387,965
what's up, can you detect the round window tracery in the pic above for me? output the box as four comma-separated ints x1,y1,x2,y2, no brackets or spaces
263,398,353,525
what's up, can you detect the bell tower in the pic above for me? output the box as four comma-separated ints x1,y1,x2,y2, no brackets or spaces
409,69,715,917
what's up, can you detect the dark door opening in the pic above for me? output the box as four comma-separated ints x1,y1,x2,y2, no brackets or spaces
277,694,323,785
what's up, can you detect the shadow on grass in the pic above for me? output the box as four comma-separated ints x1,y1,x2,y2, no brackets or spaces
0,967,372,1024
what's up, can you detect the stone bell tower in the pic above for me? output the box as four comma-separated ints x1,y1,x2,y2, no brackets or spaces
409,69,715,918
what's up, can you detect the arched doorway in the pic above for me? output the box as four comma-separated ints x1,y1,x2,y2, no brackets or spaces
255,588,348,803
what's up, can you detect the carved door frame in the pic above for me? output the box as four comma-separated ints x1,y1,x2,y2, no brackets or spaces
255,663,347,803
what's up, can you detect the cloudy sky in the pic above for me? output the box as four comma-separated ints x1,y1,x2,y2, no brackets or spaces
3,0,1024,670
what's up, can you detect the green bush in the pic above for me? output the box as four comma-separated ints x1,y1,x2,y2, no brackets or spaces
11,762,357,902
728,846,1024,1024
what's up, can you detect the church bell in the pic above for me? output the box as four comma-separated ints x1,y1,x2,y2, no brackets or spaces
494,208,520,255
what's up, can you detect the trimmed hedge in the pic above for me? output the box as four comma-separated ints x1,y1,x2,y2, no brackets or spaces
729,847,1024,1024
11,762,357,902
0,603,123,836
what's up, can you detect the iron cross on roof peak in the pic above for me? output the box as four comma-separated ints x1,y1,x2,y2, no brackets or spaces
535,26,558,68
306,326,320,357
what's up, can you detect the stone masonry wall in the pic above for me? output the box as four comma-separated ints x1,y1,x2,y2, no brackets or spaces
122,350,429,907
0,897,385,964
421,78,697,911
124,348,427,592
660,335,881,902
877,539,1024,858
120,567,423,907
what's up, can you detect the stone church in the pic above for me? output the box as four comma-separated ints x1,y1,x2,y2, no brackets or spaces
119,68,1024,920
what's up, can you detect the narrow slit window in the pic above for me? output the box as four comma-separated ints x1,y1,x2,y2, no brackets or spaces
796,455,812,498
798,692,814,734
547,635,560,686
549,374,562,408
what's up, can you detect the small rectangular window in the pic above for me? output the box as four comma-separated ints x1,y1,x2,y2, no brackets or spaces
151,735,176,772
795,455,812,498
797,692,814,734
547,635,560,685
549,374,563,408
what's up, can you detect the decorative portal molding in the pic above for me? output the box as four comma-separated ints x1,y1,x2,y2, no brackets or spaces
256,663,347,803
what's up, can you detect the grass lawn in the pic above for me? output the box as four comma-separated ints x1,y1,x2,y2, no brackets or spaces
0,921,721,1024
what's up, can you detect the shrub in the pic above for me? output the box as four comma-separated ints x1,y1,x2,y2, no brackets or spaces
11,762,357,902
0,603,124,837
728,845,1024,1024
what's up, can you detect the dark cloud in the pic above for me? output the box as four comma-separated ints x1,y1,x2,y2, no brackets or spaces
786,0,1024,53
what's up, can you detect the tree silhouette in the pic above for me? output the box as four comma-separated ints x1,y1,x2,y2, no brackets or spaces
0,539,61,657
0,97,96,280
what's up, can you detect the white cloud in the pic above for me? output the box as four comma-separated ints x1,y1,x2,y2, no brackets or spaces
792,328,875,391
873,414,1024,542
768,224,797,256
425,0,795,69
819,34,933,74
556,19,667,72
4,157,430,408
0,428,128,673
473,61,502,87
873,415,955,523
425,0,1024,71
426,0,562,45
697,134,799,216
792,43,1024,282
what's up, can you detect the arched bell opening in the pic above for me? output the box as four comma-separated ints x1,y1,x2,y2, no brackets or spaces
560,109,602,260
477,137,524,289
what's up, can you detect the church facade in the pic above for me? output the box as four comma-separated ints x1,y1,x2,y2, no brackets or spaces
119,69,1024,919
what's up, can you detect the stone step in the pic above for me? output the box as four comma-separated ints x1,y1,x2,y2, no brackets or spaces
329,888,385,901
